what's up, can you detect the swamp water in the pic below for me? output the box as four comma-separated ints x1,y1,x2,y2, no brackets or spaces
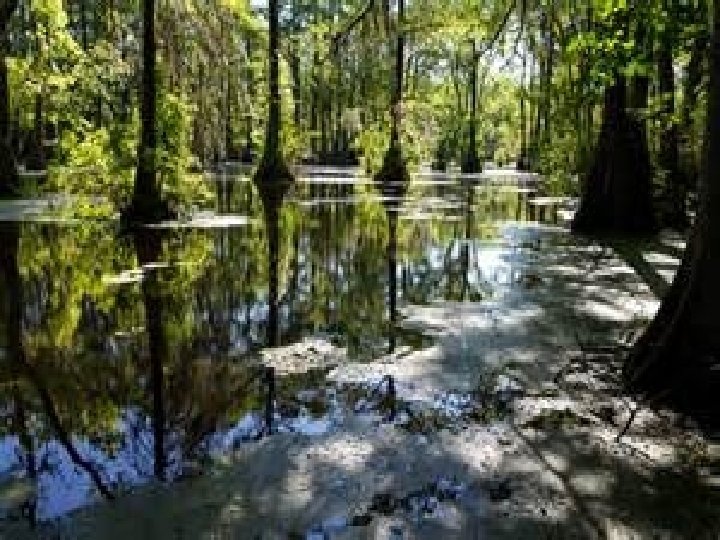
0,168,542,521
4,167,712,540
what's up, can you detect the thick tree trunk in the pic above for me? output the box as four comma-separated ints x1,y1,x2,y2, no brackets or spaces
375,0,409,193
253,0,293,199
658,42,688,229
624,0,720,415
0,1,19,196
571,76,656,235
127,0,168,223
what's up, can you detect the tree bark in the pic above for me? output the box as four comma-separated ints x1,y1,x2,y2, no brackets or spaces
253,0,293,200
462,41,480,173
571,76,656,235
374,0,409,193
127,0,167,223
0,0,19,196
624,0,720,415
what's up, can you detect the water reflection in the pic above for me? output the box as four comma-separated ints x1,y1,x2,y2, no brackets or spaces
132,229,167,481
0,168,544,520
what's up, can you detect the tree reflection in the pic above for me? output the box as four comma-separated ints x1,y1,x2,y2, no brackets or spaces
133,229,167,481
0,221,114,502
387,210,399,353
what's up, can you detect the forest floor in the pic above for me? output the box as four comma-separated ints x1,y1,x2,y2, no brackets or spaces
5,223,720,540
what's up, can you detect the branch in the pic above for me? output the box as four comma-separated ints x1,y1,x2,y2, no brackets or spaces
477,0,519,60
17,352,116,501
331,0,376,52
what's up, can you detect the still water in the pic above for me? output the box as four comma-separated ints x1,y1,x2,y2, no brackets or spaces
0,167,545,520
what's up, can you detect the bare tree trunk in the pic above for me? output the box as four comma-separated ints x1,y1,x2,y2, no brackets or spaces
253,0,293,197
127,0,168,223
624,0,720,415
0,0,19,196
462,41,480,173
572,76,656,235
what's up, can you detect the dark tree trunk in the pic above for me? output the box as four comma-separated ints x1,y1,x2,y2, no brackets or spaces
127,0,168,223
80,0,89,50
310,48,319,157
624,0,720,416
253,0,293,200
681,34,707,192
462,41,480,173
658,41,689,229
0,0,19,196
134,230,167,481
241,38,255,163
571,76,656,235
518,50,529,170
375,0,409,193
25,93,45,171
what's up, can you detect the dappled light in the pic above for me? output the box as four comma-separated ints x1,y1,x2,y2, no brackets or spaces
2,0,720,538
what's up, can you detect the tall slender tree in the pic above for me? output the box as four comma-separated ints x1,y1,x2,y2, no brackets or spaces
0,0,19,196
253,0,294,195
126,0,168,223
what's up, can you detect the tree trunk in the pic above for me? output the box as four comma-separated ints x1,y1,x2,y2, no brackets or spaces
462,42,480,173
127,0,167,223
571,76,656,235
681,34,707,192
25,93,45,171
0,1,19,196
658,41,688,229
253,0,293,199
624,0,720,416
375,0,409,193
